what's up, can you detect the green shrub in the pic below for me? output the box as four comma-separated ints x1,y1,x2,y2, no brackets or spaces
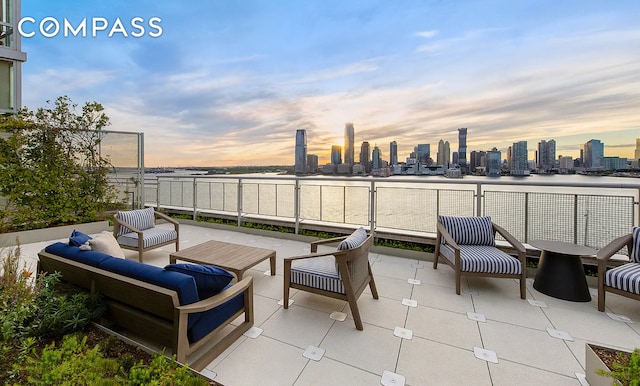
597,348,640,386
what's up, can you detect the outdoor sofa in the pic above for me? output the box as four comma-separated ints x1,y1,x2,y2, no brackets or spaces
37,237,254,371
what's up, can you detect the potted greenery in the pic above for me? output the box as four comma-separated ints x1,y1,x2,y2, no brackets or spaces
586,343,639,386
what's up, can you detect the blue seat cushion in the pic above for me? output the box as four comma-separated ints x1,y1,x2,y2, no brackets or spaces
606,263,640,295
188,288,245,343
440,244,522,274
291,255,345,294
45,242,112,267
165,264,234,299
117,228,177,248
69,230,92,246
439,216,495,246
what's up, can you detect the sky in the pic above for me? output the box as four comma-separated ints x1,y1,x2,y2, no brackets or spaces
18,0,640,167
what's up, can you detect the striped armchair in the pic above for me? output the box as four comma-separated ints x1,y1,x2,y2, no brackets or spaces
597,227,640,312
433,216,526,299
283,228,378,330
113,207,179,262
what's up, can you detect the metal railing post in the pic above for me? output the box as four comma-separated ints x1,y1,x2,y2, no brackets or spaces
343,187,346,224
192,177,197,220
294,180,300,234
573,194,579,244
476,183,482,216
370,180,376,237
320,186,323,221
156,177,160,210
524,192,529,243
237,179,243,227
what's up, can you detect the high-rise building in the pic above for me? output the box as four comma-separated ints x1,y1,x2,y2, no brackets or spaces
0,0,27,114
537,139,556,173
486,147,502,176
469,150,486,172
344,122,355,165
389,141,398,166
306,154,318,173
331,145,342,165
634,138,640,167
360,141,371,173
416,144,431,165
458,128,467,169
583,139,604,170
294,130,307,174
511,141,529,176
437,140,450,167
372,145,382,169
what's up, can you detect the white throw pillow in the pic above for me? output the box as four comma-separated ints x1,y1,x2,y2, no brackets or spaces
88,231,126,258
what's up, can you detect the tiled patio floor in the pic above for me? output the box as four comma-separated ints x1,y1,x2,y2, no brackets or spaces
14,223,640,386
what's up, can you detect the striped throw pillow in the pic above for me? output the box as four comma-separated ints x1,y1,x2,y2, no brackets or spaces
632,226,640,264
439,216,495,246
337,227,368,250
116,207,155,236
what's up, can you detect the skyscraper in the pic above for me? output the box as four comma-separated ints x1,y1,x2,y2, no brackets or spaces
389,141,398,166
416,144,430,164
372,145,382,169
331,145,342,165
634,138,640,167
486,148,502,176
0,0,27,114
458,128,467,169
294,129,307,174
583,139,604,170
344,122,355,165
437,139,450,167
306,154,318,173
360,141,371,173
537,139,556,173
511,141,529,176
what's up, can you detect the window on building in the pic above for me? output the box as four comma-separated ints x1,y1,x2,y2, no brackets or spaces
0,60,14,111
0,0,13,47
1,0,12,23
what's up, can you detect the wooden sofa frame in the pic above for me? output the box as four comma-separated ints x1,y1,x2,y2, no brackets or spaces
37,250,254,371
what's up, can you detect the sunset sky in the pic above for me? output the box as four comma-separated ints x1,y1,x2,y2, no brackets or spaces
19,0,640,166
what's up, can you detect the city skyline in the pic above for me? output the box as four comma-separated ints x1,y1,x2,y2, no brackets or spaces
18,1,640,166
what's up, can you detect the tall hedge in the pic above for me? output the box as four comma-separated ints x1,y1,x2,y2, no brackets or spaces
0,96,121,232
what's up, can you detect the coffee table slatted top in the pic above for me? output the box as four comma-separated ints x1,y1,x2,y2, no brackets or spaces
169,240,276,280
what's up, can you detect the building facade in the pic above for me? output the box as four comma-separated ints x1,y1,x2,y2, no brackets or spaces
372,145,382,169
457,128,467,169
306,154,318,173
0,0,27,114
583,139,604,170
486,148,501,176
437,139,450,167
331,145,342,165
415,144,430,165
537,139,556,173
359,141,371,173
294,129,307,174
634,138,640,168
389,141,398,166
510,141,530,176
344,122,355,165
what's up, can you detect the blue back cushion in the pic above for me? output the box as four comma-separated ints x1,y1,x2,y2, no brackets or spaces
632,226,640,263
439,216,495,246
45,242,112,267
164,264,234,299
69,230,92,246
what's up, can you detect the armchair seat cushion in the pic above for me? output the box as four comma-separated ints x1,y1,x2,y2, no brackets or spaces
605,263,640,295
291,255,345,294
117,228,178,249
440,244,522,274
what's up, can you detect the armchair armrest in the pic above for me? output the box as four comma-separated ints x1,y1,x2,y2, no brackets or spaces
310,235,349,252
113,214,143,235
155,211,179,226
177,277,253,314
285,251,342,263
597,234,632,263
493,223,526,256
436,222,460,251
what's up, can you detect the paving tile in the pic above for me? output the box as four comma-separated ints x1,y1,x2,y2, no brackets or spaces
473,295,552,330
343,295,408,330
406,305,482,349
489,359,584,386
294,356,381,386
411,282,474,314
261,304,335,349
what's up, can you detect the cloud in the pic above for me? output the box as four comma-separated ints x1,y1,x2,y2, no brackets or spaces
415,30,438,38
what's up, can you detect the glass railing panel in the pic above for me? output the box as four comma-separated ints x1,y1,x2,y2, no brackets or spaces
376,186,437,232
242,183,258,214
344,186,369,226
299,185,320,221
276,184,295,218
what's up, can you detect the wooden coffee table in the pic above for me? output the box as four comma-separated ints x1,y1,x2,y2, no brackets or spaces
169,240,276,280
